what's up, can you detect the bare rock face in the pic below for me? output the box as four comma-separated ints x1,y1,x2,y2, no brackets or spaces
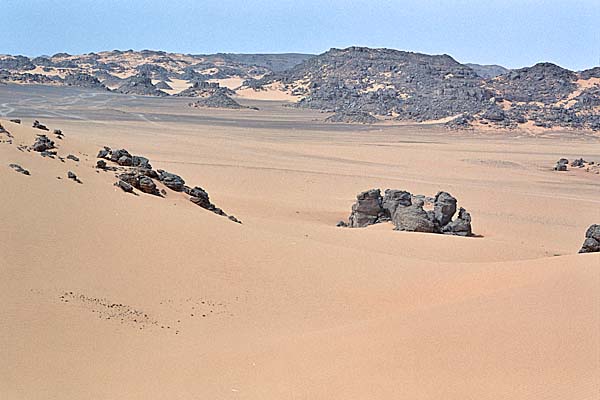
382,189,412,218
157,170,185,191
433,191,457,227
348,189,385,227
579,224,600,253
392,203,436,233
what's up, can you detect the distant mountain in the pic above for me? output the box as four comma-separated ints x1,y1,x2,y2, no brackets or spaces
465,63,509,79
243,47,600,130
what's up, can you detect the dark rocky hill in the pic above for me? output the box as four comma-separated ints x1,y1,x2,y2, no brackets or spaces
465,63,509,79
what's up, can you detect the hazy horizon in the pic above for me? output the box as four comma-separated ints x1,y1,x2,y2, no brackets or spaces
1,0,598,71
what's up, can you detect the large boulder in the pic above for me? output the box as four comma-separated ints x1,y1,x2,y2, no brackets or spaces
382,189,412,218
441,208,473,236
554,158,568,171
392,203,436,233
433,191,457,227
348,189,384,227
579,224,600,253
110,149,132,163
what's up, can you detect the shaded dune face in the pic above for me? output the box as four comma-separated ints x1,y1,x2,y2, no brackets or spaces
0,88,598,400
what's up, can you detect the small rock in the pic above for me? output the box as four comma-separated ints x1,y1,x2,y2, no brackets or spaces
9,163,30,175
66,154,79,162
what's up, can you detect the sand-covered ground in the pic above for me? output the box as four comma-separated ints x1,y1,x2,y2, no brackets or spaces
1,84,599,399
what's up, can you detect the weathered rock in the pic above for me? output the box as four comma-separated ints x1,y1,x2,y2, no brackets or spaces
31,135,55,152
392,203,436,233
158,169,185,191
132,156,151,169
117,155,132,166
96,160,107,169
9,163,30,175
138,176,159,195
579,224,600,253
571,158,586,168
348,189,384,227
336,220,348,227
382,189,412,218
441,207,473,236
66,154,79,162
433,191,457,227
110,149,131,162
97,148,110,159
9,119,21,124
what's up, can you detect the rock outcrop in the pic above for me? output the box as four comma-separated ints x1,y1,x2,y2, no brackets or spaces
31,135,55,152
579,224,600,253
342,188,473,236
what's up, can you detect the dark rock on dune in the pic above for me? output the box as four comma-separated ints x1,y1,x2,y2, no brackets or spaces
110,148,131,162
9,163,30,175
433,191,457,227
554,158,568,171
579,224,600,253
67,171,82,183
32,120,49,131
66,154,79,162
9,119,21,124
53,129,63,136
96,160,107,169
157,170,185,191
348,189,385,227
325,111,379,124
392,203,436,233
132,155,151,169
571,158,586,168
118,155,132,166
115,180,134,193
118,172,160,195
336,220,348,227
441,208,473,236
40,150,57,158
31,135,55,152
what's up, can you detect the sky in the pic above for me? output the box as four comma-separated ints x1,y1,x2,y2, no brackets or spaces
0,0,598,71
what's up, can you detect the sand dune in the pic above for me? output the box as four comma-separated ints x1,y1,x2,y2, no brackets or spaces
1,99,599,399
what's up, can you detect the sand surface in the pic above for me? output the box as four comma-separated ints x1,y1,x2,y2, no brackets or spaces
0,84,599,399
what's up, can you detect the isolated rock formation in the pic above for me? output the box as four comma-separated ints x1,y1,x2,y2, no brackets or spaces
31,135,55,152
9,163,30,175
342,188,473,236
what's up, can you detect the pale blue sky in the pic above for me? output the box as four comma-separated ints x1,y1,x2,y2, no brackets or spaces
0,0,598,70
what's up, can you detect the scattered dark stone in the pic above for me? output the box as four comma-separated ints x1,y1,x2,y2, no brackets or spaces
32,120,49,131
325,111,379,124
67,171,82,183
40,150,57,158
96,160,107,169
66,154,79,162
579,224,600,253
97,148,110,159
53,129,63,137
571,158,586,168
9,163,30,175
9,119,21,124
336,220,348,227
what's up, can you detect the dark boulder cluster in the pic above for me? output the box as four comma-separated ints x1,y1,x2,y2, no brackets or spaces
188,90,257,110
98,146,241,223
553,157,596,172
579,224,600,253
31,134,55,152
339,188,472,236
115,74,168,97
9,163,30,175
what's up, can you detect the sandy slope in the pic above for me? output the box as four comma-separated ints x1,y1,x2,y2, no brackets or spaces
0,108,599,400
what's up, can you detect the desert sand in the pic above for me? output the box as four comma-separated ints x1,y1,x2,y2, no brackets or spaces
0,85,599,399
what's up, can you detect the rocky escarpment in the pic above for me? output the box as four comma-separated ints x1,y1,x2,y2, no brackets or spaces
338,188,472,236
97,147,241,223
579,224,600,253
63,73,108,89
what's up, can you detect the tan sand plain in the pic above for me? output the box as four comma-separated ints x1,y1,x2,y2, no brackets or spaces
0,100,599,399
